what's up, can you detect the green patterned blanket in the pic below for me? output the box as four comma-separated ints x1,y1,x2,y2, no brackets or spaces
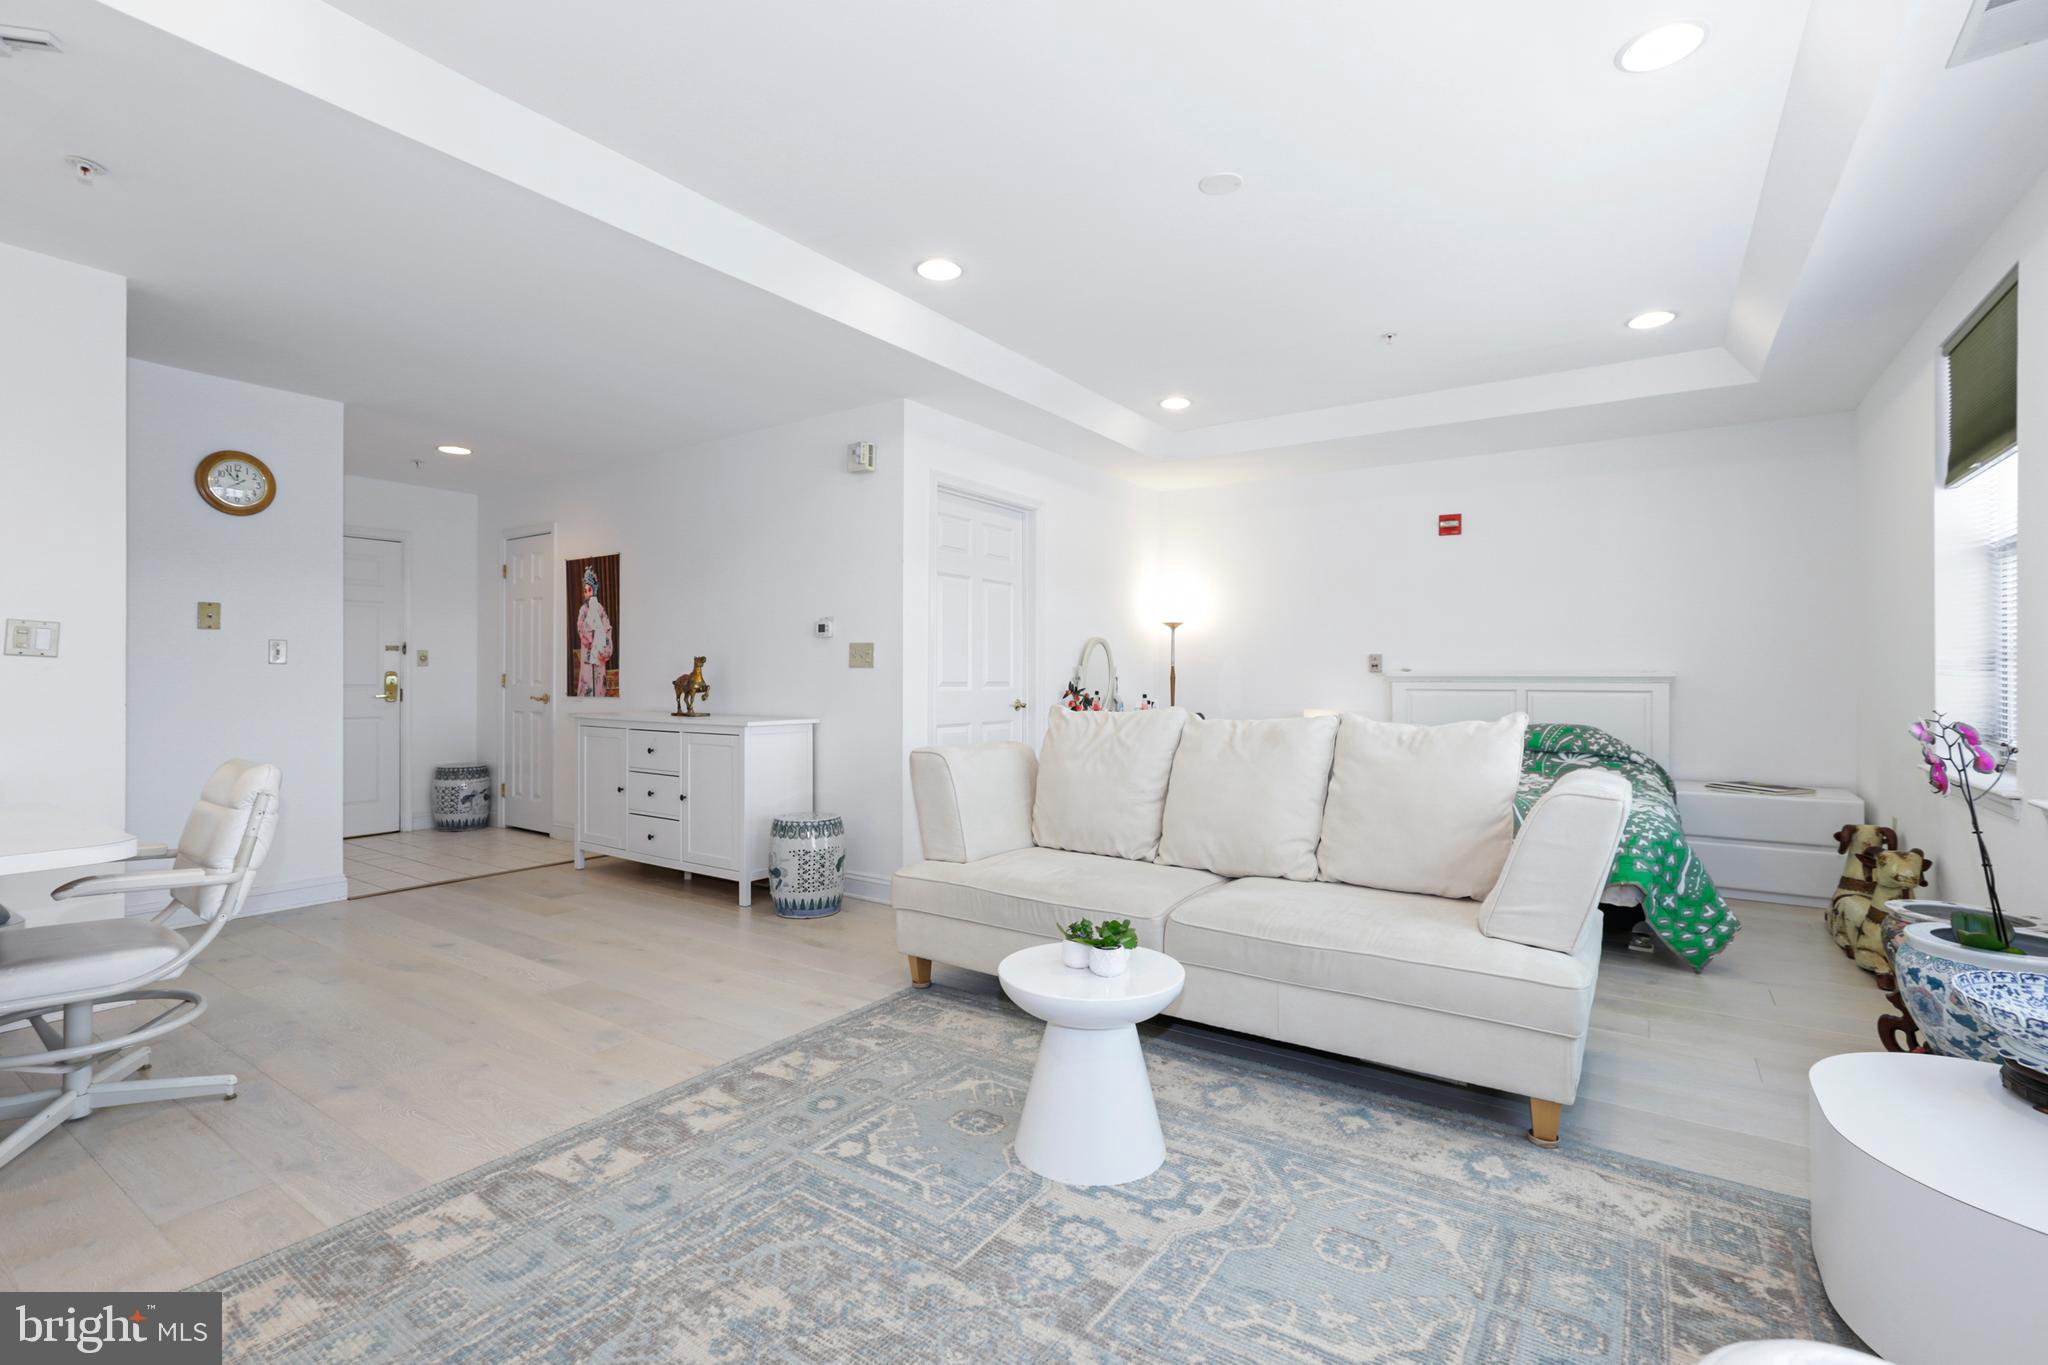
1515,723,1738,971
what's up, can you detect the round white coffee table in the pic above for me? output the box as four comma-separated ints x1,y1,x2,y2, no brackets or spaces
998,943,1185,1186
1809,1052,2048,1365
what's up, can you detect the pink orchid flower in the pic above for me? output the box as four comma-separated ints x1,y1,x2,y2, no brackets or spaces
1908,721,1931,743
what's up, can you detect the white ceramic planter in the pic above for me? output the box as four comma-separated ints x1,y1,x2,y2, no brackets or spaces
1088,946,1130,978
1060,940,1091,969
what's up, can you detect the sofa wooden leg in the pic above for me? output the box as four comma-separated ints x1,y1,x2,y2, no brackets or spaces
908,956,932,989
1528,1098,1562,1148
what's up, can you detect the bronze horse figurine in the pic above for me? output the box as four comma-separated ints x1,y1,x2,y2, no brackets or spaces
672,658,710,717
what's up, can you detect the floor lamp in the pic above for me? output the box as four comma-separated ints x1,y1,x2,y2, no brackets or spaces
1164,621,1182,706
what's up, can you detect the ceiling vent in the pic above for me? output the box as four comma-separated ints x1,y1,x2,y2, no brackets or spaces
0,25,60,55
1949,0,2048,66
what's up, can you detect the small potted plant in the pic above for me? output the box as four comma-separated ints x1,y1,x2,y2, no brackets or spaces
1059,918,1095,969
1088,918,1139,978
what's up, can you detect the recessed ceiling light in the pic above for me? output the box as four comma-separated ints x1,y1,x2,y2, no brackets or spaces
1158,396,1192,412
915,258,963,282
437,444,472,455
1197,172,1243,197
1616,22,1706,73
1626,310,1677,330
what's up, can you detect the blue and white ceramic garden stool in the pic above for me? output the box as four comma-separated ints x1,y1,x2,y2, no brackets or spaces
769,813,845,918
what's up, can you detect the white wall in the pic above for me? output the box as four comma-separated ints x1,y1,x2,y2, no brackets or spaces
128,361,346,912
1149,415,1862,786
0,245,128,821
1854,165,2048,911
475,403,907,889
344,475,481,827
900,402,1158,862
0,244,128,920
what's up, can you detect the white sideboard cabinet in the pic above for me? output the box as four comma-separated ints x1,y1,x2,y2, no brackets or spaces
573,712,817,906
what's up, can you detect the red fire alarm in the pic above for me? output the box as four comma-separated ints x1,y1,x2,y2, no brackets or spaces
1438,513,1462,536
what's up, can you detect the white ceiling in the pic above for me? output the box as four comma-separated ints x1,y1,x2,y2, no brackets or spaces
4,0,2047,489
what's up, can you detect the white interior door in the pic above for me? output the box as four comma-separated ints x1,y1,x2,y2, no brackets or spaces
931,491,1030,745
343,535,405,837
503,530,555,832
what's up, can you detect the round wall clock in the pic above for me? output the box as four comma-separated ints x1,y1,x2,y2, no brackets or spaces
194,450,276,516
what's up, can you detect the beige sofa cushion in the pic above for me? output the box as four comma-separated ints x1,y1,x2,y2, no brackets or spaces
1317,712,1527,900
892,846,1222,951
1158,715,1338,880
1162,877,1596,1038
1031,707,1188,861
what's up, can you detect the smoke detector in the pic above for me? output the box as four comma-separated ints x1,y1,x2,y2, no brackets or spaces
65,156,107,186
0,25,61,55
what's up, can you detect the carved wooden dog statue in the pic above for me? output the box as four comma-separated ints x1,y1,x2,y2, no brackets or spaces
1825,824,1895,957
671,657,710,717
1830,847,1932,973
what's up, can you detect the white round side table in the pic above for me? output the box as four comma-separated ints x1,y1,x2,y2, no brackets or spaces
998,943,1185,1187
1808,1052,2048,1365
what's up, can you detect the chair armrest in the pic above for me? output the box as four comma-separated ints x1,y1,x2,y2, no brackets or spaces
909,743,1037,862
1478,769,1632,952
122,842,177,861
51,866,237,901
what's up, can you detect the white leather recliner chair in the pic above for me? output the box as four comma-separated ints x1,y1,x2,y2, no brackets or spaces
0,760,281,1172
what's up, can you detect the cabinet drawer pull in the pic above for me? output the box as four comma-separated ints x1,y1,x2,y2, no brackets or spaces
646,746,655,754
646,789,656,797
646,832,655,841
616,785,624,793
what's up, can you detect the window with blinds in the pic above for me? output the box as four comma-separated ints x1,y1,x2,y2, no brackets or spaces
1935,276,2020,751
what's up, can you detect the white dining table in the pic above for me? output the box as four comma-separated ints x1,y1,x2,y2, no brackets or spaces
0,804,139,925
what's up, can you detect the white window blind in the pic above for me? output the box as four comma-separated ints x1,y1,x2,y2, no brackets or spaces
1934,449,2019,749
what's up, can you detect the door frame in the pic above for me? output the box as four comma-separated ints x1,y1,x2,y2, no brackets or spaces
928,478,1039,745
343,525,413,833
498,522,557,831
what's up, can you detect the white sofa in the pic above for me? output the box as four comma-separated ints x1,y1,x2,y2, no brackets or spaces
892,708,1631,1145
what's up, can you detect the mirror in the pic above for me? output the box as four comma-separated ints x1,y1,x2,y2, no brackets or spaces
1066,637,1123,712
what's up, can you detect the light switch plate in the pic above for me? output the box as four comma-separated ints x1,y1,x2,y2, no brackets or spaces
268,639,288,665
848,641,875,668
4,618,59,657
197,602,221,630
1367,653,1383,674
416,648,429,666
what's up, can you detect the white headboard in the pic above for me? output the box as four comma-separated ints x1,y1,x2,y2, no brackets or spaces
1387,673,1673,766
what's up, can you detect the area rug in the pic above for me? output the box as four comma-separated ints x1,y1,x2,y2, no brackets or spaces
202,988,1857,1362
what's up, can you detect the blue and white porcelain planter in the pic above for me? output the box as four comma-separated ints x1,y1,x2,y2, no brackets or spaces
1893,920,2048,1061
1950,969,2048,1073
768,812,845,919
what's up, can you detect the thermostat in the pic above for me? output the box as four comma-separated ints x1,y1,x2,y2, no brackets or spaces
848,441,876,473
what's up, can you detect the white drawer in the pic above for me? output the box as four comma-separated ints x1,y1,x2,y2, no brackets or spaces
627,771,682,817
627,812,682,860
1676,781,1863,846
629,729,680,774
1688,836,1842,901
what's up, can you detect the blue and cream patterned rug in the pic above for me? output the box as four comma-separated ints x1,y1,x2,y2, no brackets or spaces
202,988,1856,1362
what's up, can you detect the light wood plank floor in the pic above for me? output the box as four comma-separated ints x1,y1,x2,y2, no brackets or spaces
0,869,1884,1292
342,826,570,899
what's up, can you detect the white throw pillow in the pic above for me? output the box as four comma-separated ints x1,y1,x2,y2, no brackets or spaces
1317,712,1528,900
1032,707,1189,861
1158,715,1339,880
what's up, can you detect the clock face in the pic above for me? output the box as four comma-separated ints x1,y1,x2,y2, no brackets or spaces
195,451,276,515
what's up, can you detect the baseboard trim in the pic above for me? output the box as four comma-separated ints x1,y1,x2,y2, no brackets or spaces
844,871,891,905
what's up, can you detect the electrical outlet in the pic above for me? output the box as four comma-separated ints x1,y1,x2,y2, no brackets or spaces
4,618,59,657
1367,654,1383,674
848,641,875,668
197,602,221,630
267,639,288,665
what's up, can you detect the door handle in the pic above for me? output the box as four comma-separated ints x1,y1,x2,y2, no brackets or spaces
529,692,551,703
382,670,399,702
1011,699,1028,711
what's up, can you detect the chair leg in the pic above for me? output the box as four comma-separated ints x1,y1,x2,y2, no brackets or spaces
908,955,932,988
1528,1098,1562,1148
0,1091,80,1172
87,1074,237,1108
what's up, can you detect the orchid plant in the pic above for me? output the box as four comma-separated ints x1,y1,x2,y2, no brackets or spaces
1910,713,2019,950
